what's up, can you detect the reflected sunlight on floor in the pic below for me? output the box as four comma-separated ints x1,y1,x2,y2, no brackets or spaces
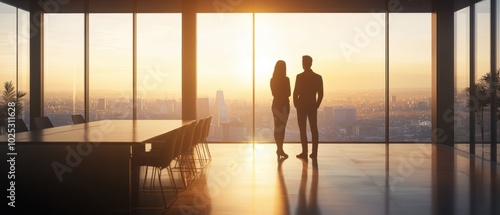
133,143,500,215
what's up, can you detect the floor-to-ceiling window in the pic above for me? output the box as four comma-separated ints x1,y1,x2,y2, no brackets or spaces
33,9,434,144
389,13,432,143
0,3,17,116
474,0,491,159
254,13,386,143
197,13,253,142
198,13,434,143
0,2,30,132
43,14,84,126
455,7,471,153
387,14,433,213
89,14,133,121
42,13,182,124
136,13,182,120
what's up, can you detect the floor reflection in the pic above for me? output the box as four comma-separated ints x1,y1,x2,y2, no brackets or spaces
275,159,290,215
296,159,308,215
309,159,321,215
156,144,500,215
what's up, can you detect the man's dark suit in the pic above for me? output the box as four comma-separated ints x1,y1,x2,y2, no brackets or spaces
293,69,323,156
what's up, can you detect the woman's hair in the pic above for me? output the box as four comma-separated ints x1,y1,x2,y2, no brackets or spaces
273,60,287,78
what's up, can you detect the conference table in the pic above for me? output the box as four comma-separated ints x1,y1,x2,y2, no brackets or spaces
0,120,194,214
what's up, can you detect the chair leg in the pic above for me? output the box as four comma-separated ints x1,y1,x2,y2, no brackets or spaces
157,168,167,209
167,166,179,197
204,141,212,162
142,166,149,188
194,144,205,170
151,168,157,188
178,155,188,189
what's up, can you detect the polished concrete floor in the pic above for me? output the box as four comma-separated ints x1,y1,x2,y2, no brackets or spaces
134,143,500,215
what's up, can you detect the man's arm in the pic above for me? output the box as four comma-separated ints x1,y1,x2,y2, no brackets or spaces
316,76,323,109
293,76,299,108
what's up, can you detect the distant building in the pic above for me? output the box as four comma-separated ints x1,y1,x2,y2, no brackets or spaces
166,99,176,113
154,99,176,115
137,98,144,111
392,95,397,104
333,107,356,128
197,97,210,119
214,90,228,140
222,117,246,141
416,100,429,109
97,98,107,110
323,106,334,127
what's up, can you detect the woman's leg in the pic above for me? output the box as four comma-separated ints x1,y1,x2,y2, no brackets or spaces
273,103,289,153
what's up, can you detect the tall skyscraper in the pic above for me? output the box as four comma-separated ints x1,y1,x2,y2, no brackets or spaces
137,98,144,111
214,90,228,140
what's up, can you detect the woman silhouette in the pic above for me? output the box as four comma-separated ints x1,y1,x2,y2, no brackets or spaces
271,60,291,159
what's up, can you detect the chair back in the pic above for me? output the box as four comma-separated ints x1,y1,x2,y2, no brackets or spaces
71,114,85,124
201,116,212,142
192,118,205,145
158,127,180,169
15,119,29,132
181,121,197,154
34,117,54,130
173,124,187,159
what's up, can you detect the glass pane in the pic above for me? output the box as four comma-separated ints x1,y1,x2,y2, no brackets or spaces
137,13,182,119
474,0,491,159
197,14,253,142
89,14,133,121
43,14,84,126
389,13,432,142
455,7,470,153
17,9,30,128
0,3,16,86
0,3,17,134
255,13,386,143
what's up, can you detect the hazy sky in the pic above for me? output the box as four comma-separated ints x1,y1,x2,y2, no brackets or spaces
199,13,432,100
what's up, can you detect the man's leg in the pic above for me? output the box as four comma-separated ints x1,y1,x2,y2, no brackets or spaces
308,109,319,158
297,108,308,157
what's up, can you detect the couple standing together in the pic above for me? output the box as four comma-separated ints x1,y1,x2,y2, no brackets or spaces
271,55,323,160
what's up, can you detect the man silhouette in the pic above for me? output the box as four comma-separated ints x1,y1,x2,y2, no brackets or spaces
293,55,323,159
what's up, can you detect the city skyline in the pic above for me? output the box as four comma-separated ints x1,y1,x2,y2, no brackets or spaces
43,88,432,142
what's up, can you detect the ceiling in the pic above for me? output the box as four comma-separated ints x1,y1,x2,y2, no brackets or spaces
0,0,481,13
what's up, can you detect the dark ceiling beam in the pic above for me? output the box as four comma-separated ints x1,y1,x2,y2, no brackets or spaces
0,0,446,13
0,0,29,11
0,0,487,14
199,0,432,13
